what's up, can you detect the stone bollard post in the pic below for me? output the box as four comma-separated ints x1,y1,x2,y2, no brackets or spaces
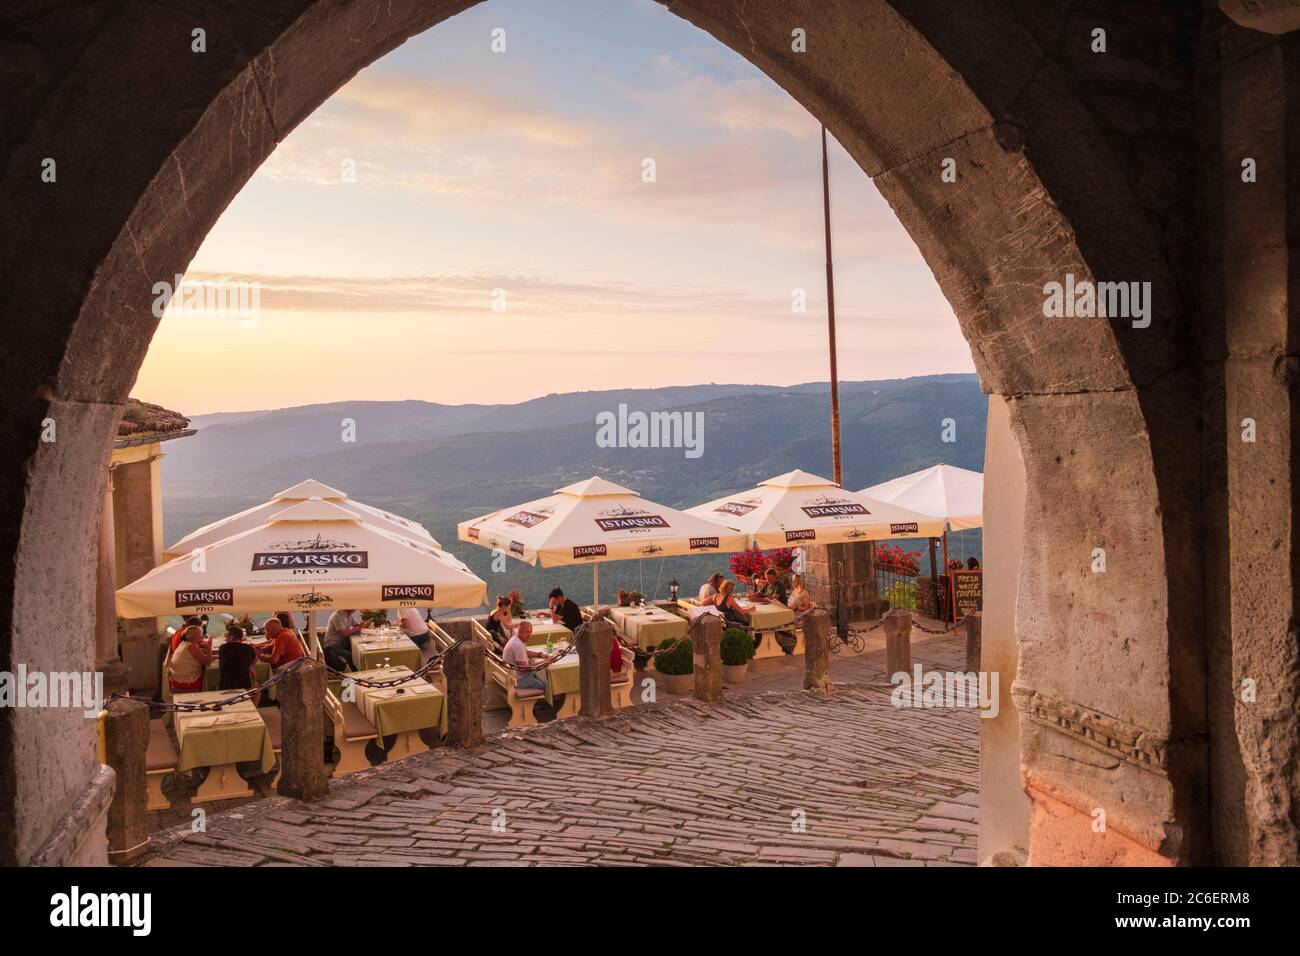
104,697,151,864
693,613,723,702
882,610,913,680
445,638,485,748
965,610,983,673
578,614,614,719
439,618,474,644
802,609,833,693
278,658,329,801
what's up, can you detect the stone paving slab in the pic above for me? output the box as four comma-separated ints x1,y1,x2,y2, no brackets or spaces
143,655,980,867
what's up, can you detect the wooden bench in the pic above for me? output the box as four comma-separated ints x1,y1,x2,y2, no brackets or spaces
482,644,547,728
257,706,283,789
323,689,379,777
146,720,178,811
611,647,635,709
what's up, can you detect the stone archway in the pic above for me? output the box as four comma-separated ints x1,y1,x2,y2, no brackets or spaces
3,0,1295,866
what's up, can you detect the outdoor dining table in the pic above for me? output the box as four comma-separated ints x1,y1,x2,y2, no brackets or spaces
352,627,424,672
608,605,687,647
202,634,272,692
351,666,448,744
537,646,581,706
172,690,276,803
517,615,573,647
737,597,796,630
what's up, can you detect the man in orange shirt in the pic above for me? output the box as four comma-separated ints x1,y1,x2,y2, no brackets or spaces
257,617,304,669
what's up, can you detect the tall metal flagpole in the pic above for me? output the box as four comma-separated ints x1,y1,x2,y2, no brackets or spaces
822,125,843,487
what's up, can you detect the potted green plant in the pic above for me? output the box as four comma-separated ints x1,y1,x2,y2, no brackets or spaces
654,636,694,695
720,627,755,683
628,590,644,606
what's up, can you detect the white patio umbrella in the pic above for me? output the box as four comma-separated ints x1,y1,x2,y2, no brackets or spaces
162,478,439,559
117,498,486,619
859,464,984,530
456,476,747,603
685,469,945,547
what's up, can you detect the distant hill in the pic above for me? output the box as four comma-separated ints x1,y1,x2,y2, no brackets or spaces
161,374,986,610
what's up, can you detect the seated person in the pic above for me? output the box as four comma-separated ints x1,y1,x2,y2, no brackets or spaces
713,580,751,628
697,573,724,604
169,616,203,653
322,608,362,672
258,617,304,669
502,620,547,694
967,556,981,570
485,595,516,646
758,567,788,603
274,611,303,645
168,625,212,692
217,624,258,691
610,633,629,682
787,573,813,613
545,588,584,631
398,605,433,651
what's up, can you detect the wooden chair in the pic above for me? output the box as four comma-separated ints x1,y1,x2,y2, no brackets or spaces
483,651,545,728
611,647,635,709
323,689,380,776
145,720,178,811
257,706,283,789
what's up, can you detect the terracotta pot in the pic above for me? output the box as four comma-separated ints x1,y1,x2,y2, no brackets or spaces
723,663,750,684
663,672,694,695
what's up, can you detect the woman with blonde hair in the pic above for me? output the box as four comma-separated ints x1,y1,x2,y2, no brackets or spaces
712,579,751,628
787,573,812,613
168,625,212,693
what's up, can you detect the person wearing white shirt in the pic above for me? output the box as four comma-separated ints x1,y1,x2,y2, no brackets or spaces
502,620,547,693
398,606,433,657
323,608,362,671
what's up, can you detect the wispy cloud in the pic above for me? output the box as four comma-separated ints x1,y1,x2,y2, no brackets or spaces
637,55,818,139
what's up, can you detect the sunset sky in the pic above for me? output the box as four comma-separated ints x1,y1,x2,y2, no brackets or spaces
134,0,973,415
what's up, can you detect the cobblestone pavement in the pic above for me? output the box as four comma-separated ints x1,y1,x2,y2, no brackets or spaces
142,627,980,867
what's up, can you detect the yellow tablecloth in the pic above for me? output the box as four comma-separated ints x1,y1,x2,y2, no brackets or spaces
541,649,581,705
352,632,423,671
352,667,447,742
609,606,687,647
518,617,573,647
172,691,276,774
737,599,796,630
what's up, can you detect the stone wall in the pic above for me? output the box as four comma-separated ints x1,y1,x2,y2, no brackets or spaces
915,577,941,621
804,542,885,623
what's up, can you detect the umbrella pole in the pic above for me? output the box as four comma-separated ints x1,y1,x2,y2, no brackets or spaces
942,529,951,623
593,563,599,607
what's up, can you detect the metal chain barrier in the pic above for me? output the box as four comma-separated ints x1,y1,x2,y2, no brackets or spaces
322,636,460,687
491,618,588,673
101,653,316,714
104,635,469,713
